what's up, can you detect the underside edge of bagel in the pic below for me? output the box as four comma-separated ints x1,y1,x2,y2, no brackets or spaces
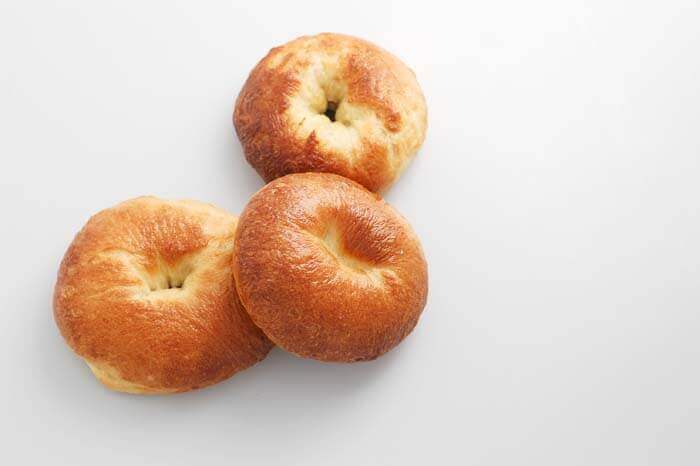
85,360,177,395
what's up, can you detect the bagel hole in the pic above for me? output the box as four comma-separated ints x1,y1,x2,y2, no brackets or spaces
148,273,187,291
166,276,184,289
145,258,193,292
323,101,338,122
162,271,189,290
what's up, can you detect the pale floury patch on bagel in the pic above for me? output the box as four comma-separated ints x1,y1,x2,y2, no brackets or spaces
234,33,427,192
233,173,429,362
53,197,273,394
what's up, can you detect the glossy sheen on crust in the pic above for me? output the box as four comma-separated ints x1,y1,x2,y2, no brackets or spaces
53,197,273,394
234,33,427,192
233,173,428,362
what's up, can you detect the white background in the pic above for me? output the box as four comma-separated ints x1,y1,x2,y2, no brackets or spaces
1,1,699,464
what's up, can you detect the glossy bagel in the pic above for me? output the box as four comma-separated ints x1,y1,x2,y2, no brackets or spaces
53,197,273,394
234,33,427,192
233,173,428,362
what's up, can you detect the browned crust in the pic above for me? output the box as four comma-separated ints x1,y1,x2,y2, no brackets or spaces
53,197,273,394
233,33,427,192
233,173,429,362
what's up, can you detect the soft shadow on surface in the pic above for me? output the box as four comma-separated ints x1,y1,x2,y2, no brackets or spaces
35,269,403,426
171,345,401,425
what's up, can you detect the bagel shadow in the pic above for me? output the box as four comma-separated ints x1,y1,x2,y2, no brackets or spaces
168,345,402,425
35,254,402,424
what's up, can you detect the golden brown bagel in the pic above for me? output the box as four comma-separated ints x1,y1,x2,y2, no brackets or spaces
234,33,427,192
233,173,428,362
53,197,273,394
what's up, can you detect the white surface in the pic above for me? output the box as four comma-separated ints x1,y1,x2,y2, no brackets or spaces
1,1,699,464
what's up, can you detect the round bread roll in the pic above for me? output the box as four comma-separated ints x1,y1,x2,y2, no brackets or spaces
53,197,273,394
234,33,427,193
233,173,428,362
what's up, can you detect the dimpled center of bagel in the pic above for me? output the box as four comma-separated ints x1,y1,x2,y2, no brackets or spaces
320,225,382,281
144,257,193,292
287,65,374,157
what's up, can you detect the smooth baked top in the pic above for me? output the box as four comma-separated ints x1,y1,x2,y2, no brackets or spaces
234,33,427,192
54,197,272,392
233,173,428,361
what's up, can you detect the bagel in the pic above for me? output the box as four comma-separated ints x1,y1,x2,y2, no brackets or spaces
233,173,428,362
53,197,273,394
234,33,427,192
